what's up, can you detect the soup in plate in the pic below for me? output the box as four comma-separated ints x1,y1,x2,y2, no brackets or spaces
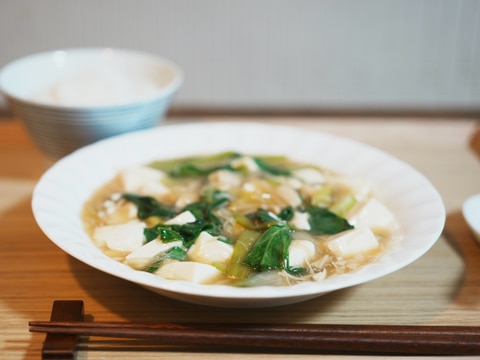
82,152,400,287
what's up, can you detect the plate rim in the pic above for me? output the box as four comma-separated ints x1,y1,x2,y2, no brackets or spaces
32,121,446,306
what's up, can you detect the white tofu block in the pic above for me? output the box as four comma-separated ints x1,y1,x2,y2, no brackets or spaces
187,231,234,265
120,165,169,195
348,198,395,231
276,185,302,207
293,168,326,184
93,221,146,252
334,176,371,202
164,210,196,225
208,169,242,191
125,240,183,269
289,211,311,231
230,156,259,172
283,176,303,190
326,227,379,258
155,261,223,284
288,239,316,267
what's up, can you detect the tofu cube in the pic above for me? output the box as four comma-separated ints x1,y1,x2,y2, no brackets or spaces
230,156,259,173
164,210,196,225
125,240,183,269
93,221,146,252
293,167,325,184
155,261,223,284
207,169,242,191
289,211,311,231
335,176,371,202
326,227,379,258
120,166,169,195
276,185,302,207
288,239,316,267
187,231,234,265
348,198,395,232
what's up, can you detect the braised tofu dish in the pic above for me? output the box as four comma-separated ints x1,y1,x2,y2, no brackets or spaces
82,152,399,287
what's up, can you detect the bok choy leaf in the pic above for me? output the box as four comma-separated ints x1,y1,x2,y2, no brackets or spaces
242,224,292,272
122,194,175,219
307,206,354,235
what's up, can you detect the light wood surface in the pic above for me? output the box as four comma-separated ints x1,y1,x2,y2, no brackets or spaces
1,116,480,359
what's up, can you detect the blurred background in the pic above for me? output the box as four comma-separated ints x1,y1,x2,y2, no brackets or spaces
1,0,479,116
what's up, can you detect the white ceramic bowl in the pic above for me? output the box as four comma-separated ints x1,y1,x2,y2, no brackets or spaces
0,48,183,159
462,193,480,245
32,122,445,308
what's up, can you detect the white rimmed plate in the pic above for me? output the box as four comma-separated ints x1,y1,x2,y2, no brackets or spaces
462,193,480,245
32,122,445,308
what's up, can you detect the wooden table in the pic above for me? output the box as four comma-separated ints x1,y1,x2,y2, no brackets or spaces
1,115,480,359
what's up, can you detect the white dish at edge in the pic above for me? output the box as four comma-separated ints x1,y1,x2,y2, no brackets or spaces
462,193,480,245
32,122,446,308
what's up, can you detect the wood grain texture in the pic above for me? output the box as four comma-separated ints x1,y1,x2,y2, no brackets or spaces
30,316,480,355
470,127,480,159
1,116,480,359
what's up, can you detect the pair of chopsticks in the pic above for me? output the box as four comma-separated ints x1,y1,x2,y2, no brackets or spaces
30,301,480,356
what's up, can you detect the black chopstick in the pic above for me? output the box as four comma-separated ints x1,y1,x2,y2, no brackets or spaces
29,320,480,355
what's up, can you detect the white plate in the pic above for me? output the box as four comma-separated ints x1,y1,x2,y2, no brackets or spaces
462,193,480,245
32,122,445,308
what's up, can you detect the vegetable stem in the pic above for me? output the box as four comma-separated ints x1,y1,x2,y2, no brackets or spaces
226,230,260,279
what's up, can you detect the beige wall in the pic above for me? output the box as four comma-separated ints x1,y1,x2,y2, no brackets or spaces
1,0,479,112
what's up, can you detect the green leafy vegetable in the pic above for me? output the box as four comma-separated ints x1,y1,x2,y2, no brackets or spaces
311,185,334,207
122,194,175,219
172,220,217,247
226,229,260,279
183,190,230,229
307,206,354,235
329,194,357,216
117,152,363,284
144,227,183,243
285,266,308,276
234,208,283,230
143,190,231,247
278,206,295,221
170,163,208,177
146,246,187,273
145,219,216,248
253,157,291,176
149,151,241,178
242,224,292,272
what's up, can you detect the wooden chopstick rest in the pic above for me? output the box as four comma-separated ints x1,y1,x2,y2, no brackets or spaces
40,300,84,360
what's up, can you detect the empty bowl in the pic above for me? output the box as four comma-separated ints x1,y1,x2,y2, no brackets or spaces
0,48,183,160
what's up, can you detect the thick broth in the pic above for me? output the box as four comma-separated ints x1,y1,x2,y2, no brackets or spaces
82,153,395,286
